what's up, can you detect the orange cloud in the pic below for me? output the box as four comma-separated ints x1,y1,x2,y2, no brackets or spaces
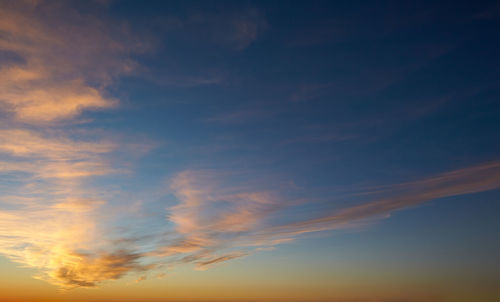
0,0,148,123
50,250,148,287
0,2,157,288
168,170,277,235
0,127,129,287
0,196,104,286
0,129,115,181
161,162,500,266
2,146,500,288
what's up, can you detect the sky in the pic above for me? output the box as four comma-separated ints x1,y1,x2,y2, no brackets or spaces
0,0,499,301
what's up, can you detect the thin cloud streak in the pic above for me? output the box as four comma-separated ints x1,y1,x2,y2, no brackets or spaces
195,251,248,270
253,161,500,241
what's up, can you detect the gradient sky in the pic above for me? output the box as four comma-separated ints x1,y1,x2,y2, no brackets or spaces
0,1,500,301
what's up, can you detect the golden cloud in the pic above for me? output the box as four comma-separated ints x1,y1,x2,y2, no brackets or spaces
0,0,148,123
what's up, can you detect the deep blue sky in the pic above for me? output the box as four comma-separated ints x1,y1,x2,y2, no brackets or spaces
100,0,500,185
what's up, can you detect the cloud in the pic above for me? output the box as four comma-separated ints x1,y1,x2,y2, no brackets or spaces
2,123,499,290
178,8,267,51
0,128,158,288
0,127,126,287
252,161,500,241
0,128,115,180
139,170,280,268
195,251,248,270
0,196,105,287
0,125,159,289
168,170,277,235
2,134,500,288
51,250,147,287
167,170,277,245
161,161,500,263
0,129,114,158
134,275,147,283
0,0,149,123
0,2,157,288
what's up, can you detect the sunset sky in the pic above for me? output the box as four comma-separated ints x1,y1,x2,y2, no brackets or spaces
0,1,499,301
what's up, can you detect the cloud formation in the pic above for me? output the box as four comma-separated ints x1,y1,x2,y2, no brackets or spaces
0,127,127,286
195,251,248,270
1,121,499,287
0,1,152,287
0,0,147,123
158,161,500,265
0,129,115,181
0,1,499,292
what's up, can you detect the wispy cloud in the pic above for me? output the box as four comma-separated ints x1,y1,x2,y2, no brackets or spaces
149,170,278,267
252,161,500,241
0,126,163,288
195,251,248,270
0,0,149,123
0,129,115,180
0,127,128,287
163,8,267,51
2,135,500,288
158,161,500,267
0,1,152,287
0,195,107,287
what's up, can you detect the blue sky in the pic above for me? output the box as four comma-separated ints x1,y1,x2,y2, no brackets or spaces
0,1,499,301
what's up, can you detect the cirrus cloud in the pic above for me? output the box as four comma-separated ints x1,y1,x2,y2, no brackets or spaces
0,0,149,123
